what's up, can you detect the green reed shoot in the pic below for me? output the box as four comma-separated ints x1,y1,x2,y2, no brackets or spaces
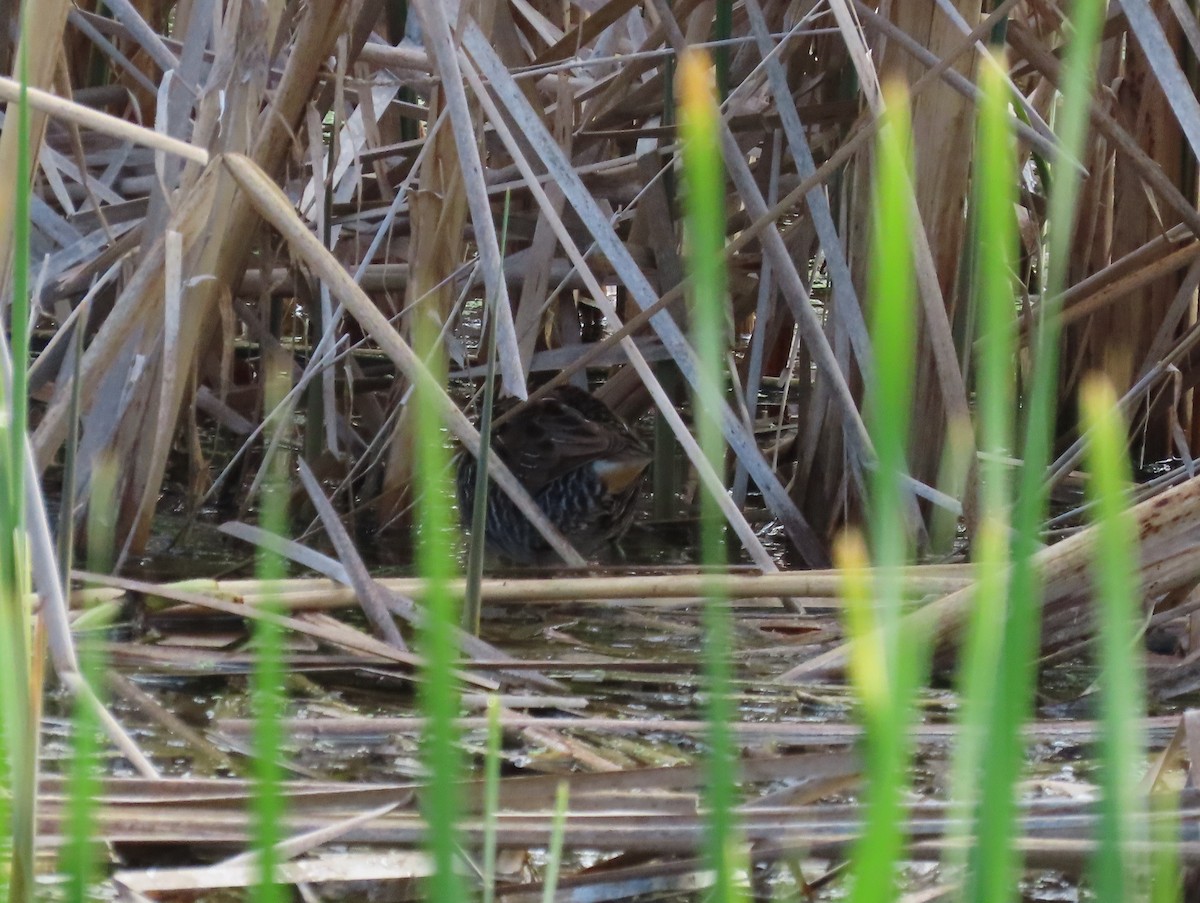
9,51,28,472
481,695,502,903
464,191,513,636
251,368,290,903
540,782,569,903
843,80,925,903
55,274,87,585
60,456,119,903
713,0,732,100
61,635,104,903
1149,792,1181,903
413,296,464,903
1006,0,1106,714
1080,375,1145,902
950,51,1021,903
0,28,36,903
678,49,742,903
85,455,119,578
969,1,1107,895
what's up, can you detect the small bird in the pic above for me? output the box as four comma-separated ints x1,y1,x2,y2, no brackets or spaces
456,385,651,564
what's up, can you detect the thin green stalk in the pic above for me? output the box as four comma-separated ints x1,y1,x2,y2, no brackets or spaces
865,94,916,580
678,49,742,903
55,306,87,583
1080,376,1144,902
951,51,1019,902
464,191,512,635
713,0,732,100
414,290,464,903
481,695,502,903
980,2,1108,897
846,80,925,903
251,368,290,903
59,456,119,903
86,455,119,577
539,782,569,903
61,634,104,903
1149,792,1180,903
1,25,35,903
9,5,29,469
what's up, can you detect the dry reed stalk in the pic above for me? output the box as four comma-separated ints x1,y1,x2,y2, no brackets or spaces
94,569,503,689
123,565,973,611
0,77,207,164
851,4,978,551
1061,240,1200,328
379,0,528,521
784,456,1200,680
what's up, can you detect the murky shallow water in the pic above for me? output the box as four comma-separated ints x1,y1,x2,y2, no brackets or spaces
34,481,1188,902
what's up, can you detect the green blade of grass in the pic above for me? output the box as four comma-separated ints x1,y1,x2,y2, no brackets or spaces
414,291,465,903
1,24,35,903
679,49,743,903
976,2,1108,896
713,0,732,101
951,50,1020,903
1149,791,1180,903
481,694,502,903
1080,375,1145,903
845,79,927,903
251,368,290,903
463,191,513,636
9,9,29,470
61,633,104,903
540,782,570,903
60,455,119,903
865,83,917,577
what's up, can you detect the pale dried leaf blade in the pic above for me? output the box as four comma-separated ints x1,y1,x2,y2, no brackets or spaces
412,0,527,399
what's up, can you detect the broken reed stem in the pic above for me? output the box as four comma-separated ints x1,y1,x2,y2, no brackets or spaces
98,568,974,611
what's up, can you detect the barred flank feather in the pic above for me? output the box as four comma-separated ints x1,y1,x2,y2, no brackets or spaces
457,387,651,564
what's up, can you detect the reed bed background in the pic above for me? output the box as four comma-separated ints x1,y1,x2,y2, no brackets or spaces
2,0,1200,900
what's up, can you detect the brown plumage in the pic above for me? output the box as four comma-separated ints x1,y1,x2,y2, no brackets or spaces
456,385,651,564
